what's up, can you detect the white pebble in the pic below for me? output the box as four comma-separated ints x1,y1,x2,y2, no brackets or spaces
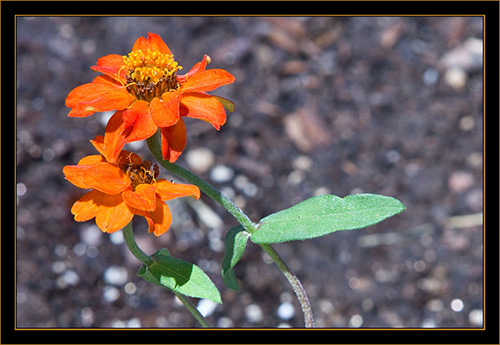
51,261,66,274
17,183,27,196
104,266,128,286
186,148,214,173
277,302,295,320
109,231,124,245
444,67,467,91
210,165,234,183
127,318,141,328
245,304,263,323
124,282,137,294
349,314,363,327
217,317,234,328
64,270,79,285
111,319,126,327
103,286,120,303
197,299,218,317
468,309,483,326
80,225,102,247
292,155,313,171
451,298,464,312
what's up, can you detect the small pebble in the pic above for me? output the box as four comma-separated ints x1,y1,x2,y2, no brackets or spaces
468,309,483,326
103,286,120,303
444,67,467,91
186,148,214,173
210,165,234,183
448,171,474,192
104,266,128,286
277,302,295,320
245,304,263,323
451,298,464,312
197,299,218,317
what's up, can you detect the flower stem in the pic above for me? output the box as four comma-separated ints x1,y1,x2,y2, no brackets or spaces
172,292,212,328
146,134,255,233
146,133,315,327
122,221,154,266
259,244,315,328
121,221,211,328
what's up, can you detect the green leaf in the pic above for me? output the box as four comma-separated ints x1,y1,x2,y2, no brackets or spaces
222,267,239,292
250,194,405,244
137,250,222,304
221,225,250,292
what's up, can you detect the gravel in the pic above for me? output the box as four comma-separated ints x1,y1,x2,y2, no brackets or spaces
16,16,483,328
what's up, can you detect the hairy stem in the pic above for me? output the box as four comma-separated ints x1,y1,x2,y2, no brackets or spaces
259,244,315,328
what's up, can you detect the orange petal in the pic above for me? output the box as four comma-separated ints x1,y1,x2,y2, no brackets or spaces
63,164,95,190
144,198,172,237
90,135,107,157
103,111,129,164
95,193,134,233
122,184,157,212
132,32,172,55
91,54,126,80
86,163,130,194
122,101,158,142
66,81,134,117
150,92,180,127
160,119,186,163
91,74,123,86
69,162,129,194
155,179,200,201
180,92,227,130
77,154,106,166
70,190,101,222
181,69,235,93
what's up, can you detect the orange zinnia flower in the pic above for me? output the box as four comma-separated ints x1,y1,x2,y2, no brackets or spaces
66,32,235,162
63,136,200,236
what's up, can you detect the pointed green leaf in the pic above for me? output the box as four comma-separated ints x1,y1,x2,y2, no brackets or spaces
250,194,405,244
138,250,222,304
221,225,250,292
222,267,239,292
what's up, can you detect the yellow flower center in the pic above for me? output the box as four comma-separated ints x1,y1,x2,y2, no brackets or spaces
121,158,159,190
122,49,182,102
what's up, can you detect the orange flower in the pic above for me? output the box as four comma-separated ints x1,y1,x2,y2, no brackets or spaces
63,136,200,236
66,32,235,162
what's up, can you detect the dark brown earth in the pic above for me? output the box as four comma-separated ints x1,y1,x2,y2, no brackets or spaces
16,16,483,328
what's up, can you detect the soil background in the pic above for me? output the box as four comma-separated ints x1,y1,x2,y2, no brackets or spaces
16,16,484,328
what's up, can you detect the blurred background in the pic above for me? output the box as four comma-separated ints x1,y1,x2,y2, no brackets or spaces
16,16,483,328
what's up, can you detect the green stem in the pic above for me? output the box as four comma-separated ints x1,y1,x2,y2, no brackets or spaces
146,135,255,233
147,133,315,327
121,222,212,328
122,221,154,266
172,292,212,328
259,244,315,328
